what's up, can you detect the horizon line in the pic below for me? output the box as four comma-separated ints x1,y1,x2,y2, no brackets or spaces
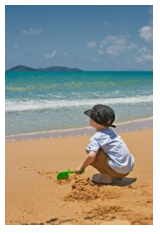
5,64,153,72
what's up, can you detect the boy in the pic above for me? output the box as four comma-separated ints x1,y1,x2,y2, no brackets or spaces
75,104,135,184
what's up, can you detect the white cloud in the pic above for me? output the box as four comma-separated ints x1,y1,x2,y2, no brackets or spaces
101,35,118,45
98,35,136,56
62,51,74,61
87,41,97,48
114,37,127,45
143,54,153,61
22,28,42,35
106,44,126,55
135,57,144,63
98,46,105,55
139,47,148,54
139,25,153,42
45,50,57,59
127,43,137,50
135,47,153,63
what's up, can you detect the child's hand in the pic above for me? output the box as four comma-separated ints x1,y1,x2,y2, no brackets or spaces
75,167,83,174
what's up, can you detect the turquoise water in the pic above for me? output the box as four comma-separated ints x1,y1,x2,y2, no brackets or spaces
5,71,153,135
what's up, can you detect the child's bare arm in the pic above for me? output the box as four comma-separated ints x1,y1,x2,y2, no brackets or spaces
75,151,97,174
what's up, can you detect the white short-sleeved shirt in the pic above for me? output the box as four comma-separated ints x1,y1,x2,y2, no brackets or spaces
86,128,135,174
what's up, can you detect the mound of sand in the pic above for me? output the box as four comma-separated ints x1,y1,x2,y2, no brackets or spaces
63,177,120,202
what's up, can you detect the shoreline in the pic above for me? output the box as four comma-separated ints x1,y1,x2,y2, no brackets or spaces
5,117,153,142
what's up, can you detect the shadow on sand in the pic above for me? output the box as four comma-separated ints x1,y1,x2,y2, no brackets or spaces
112,177,137,187
92,173,137,187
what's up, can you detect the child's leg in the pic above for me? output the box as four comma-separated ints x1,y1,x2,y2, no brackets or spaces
90,148,128,184
90,149,113,184
92,173,112,184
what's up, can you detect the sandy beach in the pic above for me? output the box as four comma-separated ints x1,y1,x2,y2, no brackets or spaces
5,128,153,225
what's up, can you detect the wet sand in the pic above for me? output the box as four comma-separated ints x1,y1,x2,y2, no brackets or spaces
5,129,153,225
5,117,153,142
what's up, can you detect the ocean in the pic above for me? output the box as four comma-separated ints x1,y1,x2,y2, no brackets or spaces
5,71,153,136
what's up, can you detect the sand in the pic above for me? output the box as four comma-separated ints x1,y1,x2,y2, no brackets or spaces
5,129,153,225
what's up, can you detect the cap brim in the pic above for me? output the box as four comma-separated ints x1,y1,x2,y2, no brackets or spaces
110,124,116,128
84,109,92,117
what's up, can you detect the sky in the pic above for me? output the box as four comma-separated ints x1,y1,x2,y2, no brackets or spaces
5,5,153,71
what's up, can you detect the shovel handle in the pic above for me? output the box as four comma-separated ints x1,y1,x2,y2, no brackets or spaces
68,170,85,174
59,170,85,174
68,170,76,174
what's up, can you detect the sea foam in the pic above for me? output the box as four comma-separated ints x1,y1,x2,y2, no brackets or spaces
5,95,153,112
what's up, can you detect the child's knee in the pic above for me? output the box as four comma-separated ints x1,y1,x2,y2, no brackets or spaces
96,148,109,162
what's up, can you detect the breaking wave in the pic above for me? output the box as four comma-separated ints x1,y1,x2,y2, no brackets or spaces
5,95,153,112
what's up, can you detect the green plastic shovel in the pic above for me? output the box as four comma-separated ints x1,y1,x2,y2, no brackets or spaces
57,170,84,180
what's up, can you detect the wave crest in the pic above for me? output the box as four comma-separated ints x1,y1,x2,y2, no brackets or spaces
5,95,153,112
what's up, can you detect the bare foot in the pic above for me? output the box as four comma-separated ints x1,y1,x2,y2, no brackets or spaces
92,173,112,184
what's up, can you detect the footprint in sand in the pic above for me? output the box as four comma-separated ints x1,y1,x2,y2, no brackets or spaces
37,170,58,181
100,219,131,225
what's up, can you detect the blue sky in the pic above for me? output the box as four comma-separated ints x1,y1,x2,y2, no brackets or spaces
5,5,153,70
